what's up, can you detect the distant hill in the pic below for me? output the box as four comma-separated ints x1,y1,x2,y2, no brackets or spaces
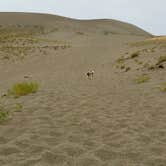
0,12,152,37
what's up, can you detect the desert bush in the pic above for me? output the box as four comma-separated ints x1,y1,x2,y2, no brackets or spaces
9,82,39,97
134,75,150,84
130,51,139,58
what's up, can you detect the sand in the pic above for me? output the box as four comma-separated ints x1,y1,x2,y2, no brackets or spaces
0,13,166,166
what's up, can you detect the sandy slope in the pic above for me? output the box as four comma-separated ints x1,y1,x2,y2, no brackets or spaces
0,13,166,166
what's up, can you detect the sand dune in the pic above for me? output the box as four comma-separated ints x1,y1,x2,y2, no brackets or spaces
0,12,166,166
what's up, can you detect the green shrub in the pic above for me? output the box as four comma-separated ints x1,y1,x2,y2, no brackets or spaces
0,108,8,122
9,82,39,97
134,75,150,84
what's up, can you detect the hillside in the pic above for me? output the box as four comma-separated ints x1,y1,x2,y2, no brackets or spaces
0,13,166,166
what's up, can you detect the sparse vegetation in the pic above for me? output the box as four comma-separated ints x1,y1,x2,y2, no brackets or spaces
134,75,150,84
120,65,125,70
0,25,70,60
138,61,143,65
13,103,23,112
76,32,84,35
148,65,156,70
103,31,111,35
130,51,139,58
9,82,39,97
156,55,166,65
125,67,131,72
116,57,125,63
0,107,8,122
159,83,166,92
134,59,143,65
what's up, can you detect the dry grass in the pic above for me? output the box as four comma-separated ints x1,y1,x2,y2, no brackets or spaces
134,75,150,84
0,107,8,122
159,83,166,92
116,57,125,63
156,55,166,65
13,103,23,112
9,82,39,97
0,25,70,60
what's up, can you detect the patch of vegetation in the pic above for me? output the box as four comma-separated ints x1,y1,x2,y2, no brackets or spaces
159,83,166,92
13,103,23,112
125,67,131,72
103,31,111,35
138,61,143,65
156,55,166,65
0,46,30,60
76,32,84,35
9,82,39,97
0,107,8,122
120,65,125,70
134,75,150,84
134,59,143,65
0,25,71,60
116,57,125,63
130,51,139,58
148,65,156,70
104,31,119,35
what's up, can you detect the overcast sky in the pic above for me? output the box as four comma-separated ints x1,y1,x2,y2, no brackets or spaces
0,0,165,35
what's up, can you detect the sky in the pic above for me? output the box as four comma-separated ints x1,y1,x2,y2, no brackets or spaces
0,0,165,35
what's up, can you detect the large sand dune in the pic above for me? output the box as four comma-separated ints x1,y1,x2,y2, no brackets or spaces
0,13,166,166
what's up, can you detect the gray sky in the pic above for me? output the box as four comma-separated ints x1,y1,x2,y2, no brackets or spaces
0,0,165,35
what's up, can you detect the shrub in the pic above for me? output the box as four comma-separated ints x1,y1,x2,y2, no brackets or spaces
9,82,39,97
134,75,150,84
0,107,8,122
130,51,139,58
